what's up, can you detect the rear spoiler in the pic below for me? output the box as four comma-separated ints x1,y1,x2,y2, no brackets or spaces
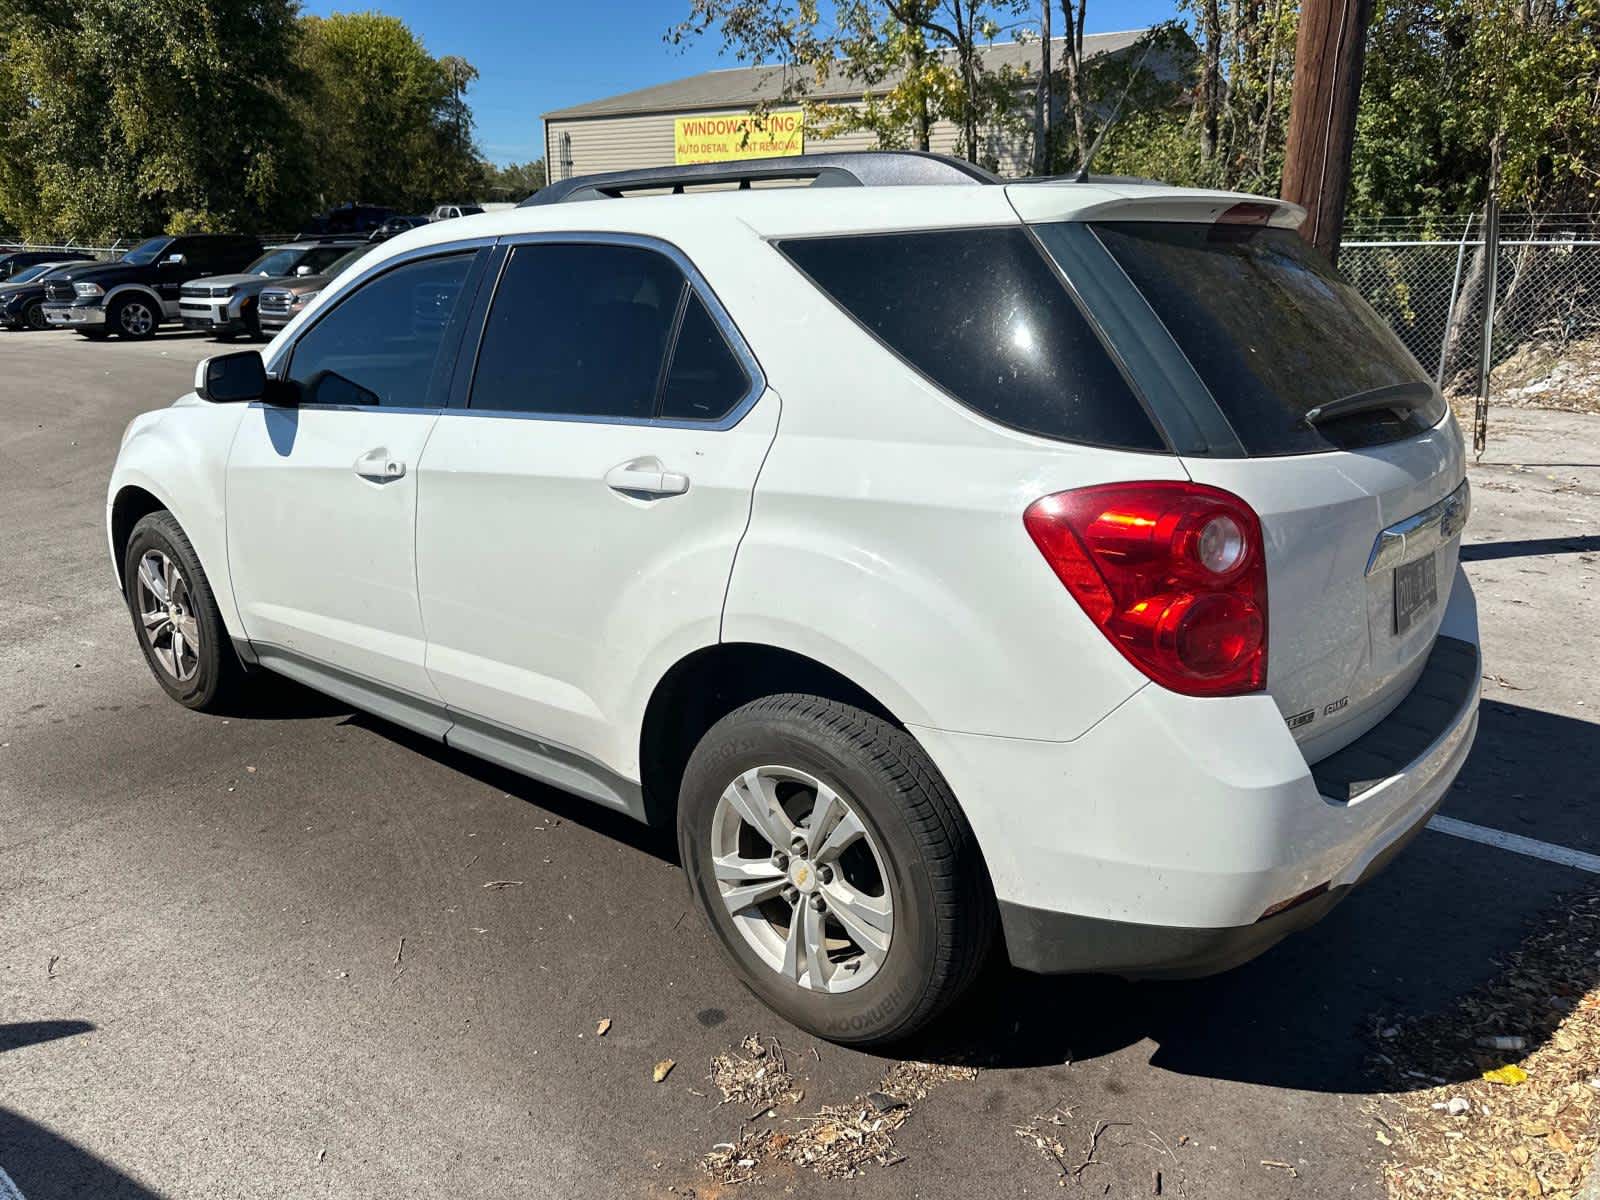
1008,185,1306,230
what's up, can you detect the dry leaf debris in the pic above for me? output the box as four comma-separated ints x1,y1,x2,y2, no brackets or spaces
1371,885,1600,1199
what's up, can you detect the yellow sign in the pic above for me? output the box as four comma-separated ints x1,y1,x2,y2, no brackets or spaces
674,110,805,164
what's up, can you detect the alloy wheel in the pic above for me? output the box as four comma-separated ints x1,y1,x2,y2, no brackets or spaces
710,765,893,993
119,301,155,337
135,550,200,682
25,302,46,331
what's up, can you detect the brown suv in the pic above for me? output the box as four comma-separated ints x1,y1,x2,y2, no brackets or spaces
255,244,375,335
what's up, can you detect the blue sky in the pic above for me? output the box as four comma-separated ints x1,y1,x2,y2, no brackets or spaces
301,0,1183,166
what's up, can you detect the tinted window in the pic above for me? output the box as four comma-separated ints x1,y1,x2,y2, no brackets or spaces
1089,221,1444,455
287,253,474,408
119,238,173,266
470,242,683,418
778,228,1162,451
659,293,749,421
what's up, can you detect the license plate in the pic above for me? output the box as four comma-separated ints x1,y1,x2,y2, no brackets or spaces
1394,552,1438,634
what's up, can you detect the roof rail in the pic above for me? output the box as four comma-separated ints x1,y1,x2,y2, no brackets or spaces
520,150,999,206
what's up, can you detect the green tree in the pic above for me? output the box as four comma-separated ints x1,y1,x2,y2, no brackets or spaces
0,0,307,241
295,13,480,212
1352,0,1600,218
477,158,547,201
667,0,1034,164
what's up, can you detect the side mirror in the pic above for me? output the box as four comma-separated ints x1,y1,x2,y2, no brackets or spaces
195,351,268,404
295,264,314,277
162,253,187,267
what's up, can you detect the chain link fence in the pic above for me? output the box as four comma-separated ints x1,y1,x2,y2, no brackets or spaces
1340,215,1600,434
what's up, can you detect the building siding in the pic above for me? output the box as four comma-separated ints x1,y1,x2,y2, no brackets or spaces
544,104,1032,185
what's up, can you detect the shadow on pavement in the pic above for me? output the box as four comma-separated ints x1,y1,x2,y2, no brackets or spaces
0,1022,94,1054
1461,535,1600,561
912,697,1599,1095
0,1109,163,1200
232,665,1598,1098
341,710,681,866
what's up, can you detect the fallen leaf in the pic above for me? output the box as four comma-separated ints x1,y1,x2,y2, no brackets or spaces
596,1018,611,1037
653,1058,675,1083
1376,1129,1393,1146
1484,1065,1529,1086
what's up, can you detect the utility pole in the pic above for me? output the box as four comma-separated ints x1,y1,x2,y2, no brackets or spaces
1279,0,1374,263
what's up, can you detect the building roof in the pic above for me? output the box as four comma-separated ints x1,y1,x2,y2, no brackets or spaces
544,30,1149,121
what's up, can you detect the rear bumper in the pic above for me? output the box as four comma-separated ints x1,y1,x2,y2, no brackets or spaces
913,565,1480,977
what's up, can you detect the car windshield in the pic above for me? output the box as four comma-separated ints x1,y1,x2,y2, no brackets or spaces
245,249,306,277
325,248,370,276
121,237,175,266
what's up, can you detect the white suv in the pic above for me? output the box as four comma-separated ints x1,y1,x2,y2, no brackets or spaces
107,153,1479,1044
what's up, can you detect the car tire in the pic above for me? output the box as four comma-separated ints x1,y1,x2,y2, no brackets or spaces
122,510,246,712
110,294,158,340
23,300,47,331
679,694,995,1046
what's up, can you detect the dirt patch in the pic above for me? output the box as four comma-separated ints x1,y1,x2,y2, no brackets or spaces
1452,337,1600,416
699,1050,978,1186
1371,885,1600,1199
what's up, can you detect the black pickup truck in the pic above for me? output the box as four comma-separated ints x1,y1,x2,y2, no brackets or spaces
42,233,261,339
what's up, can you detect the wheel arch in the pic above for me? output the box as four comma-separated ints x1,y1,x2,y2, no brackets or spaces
638,641,915,828
107,401,249,641
110,483,170,586
103,282,165,317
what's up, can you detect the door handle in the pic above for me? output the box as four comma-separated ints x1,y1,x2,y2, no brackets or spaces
354,448,406,482
605,458,689,497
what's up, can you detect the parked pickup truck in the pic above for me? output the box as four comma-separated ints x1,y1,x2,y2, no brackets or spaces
178,241,362,340
43,234,261,339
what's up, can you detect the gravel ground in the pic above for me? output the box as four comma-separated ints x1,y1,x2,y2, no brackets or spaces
1,328,1597,1199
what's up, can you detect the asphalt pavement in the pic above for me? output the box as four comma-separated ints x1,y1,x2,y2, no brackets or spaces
2,328,1597,1199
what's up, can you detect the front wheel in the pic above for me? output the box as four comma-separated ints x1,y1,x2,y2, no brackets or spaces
23,300,47,331
679,695,995,1045
110,295,158,339
122,511,246,711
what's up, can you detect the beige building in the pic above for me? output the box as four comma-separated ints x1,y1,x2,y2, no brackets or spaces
542,31,1148,184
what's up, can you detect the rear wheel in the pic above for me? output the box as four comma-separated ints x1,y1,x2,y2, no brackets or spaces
122,511,246,711
111,295,158,339
679,695,994,1045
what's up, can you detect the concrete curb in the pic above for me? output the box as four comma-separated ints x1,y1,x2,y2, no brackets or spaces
1581,1140,1600,1200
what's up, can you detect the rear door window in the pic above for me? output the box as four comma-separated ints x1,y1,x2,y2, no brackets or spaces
468,241,752,422
776,227,1164,451
1087,221,1445,455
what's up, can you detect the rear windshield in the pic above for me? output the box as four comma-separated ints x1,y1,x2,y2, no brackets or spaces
777,228,1165,452
1090,221,1445,455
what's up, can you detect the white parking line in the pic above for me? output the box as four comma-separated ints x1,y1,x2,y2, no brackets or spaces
1428,815,1600,874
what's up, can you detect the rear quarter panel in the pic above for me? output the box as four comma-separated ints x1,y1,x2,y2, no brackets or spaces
715,236,1182,742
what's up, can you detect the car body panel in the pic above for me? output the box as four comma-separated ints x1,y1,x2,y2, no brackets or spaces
225,404,445,699
416,392,781,776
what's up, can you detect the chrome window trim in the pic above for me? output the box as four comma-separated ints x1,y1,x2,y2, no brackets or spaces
1366,478,1471,576
449,229,768,432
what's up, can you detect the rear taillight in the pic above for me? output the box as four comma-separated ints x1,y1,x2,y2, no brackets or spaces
1023,482,1268,696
